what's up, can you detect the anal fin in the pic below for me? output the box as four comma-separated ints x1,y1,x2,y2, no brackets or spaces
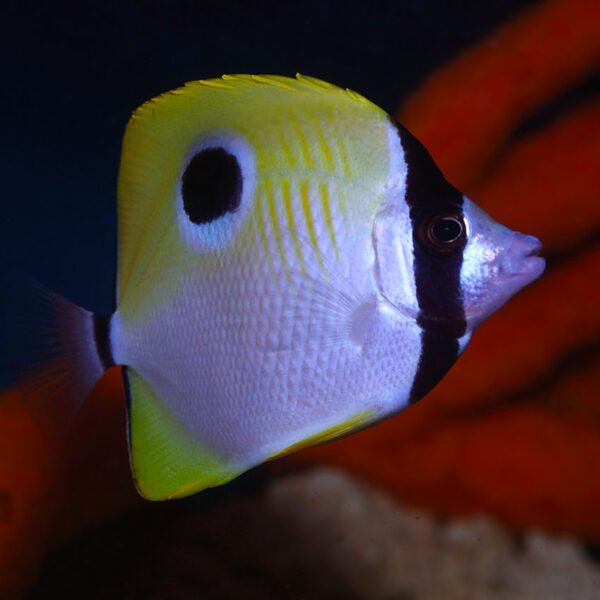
125,369,239,500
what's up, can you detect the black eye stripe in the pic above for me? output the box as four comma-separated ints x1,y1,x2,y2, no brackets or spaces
181,147,242,225
392,119,467,405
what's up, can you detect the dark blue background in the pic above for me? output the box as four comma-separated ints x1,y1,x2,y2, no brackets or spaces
2,0,533,384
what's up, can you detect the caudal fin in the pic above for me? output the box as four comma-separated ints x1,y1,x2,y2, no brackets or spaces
4,279,114,436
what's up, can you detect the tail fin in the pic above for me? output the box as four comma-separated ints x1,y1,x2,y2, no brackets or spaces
4,279,114,436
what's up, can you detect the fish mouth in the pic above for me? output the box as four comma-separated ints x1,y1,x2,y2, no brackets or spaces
525,238,542,257
512,256,546,280
518,233,543,258
508,234,545,282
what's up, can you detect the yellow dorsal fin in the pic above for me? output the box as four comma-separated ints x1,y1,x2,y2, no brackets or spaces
136,74,372,116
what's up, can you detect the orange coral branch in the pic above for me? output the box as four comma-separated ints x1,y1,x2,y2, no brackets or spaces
0,370,139,598
0,389,57,598
475,98,600,251
540,348,600,423
398,0,600,192
302,407,600,536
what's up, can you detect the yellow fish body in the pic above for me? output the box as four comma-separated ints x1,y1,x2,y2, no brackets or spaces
16,75,545,500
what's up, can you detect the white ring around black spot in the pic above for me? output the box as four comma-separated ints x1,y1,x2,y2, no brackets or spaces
175,133,256,252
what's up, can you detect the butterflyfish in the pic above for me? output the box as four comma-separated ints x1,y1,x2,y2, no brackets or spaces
14,74,545,500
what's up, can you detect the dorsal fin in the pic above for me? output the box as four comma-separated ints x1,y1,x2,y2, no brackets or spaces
146,73,372,106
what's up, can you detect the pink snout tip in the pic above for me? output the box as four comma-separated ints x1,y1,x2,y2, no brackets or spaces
510,232,546,284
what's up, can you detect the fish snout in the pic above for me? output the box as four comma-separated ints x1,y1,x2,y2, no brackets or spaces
515,233,543,257
507,232,546,285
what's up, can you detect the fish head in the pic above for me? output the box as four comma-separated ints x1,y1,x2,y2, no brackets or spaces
374,123,545,341
112,77,547,499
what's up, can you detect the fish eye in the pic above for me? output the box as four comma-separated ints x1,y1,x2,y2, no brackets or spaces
417,211,467,254
181,147,242,224
430,216,463,243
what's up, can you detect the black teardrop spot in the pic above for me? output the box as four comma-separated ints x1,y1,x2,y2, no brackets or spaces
181,148,242,224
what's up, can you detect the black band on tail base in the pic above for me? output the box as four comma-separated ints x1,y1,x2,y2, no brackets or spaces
94,314,115,369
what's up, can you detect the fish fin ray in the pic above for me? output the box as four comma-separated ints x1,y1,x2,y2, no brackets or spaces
2,277,109,438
